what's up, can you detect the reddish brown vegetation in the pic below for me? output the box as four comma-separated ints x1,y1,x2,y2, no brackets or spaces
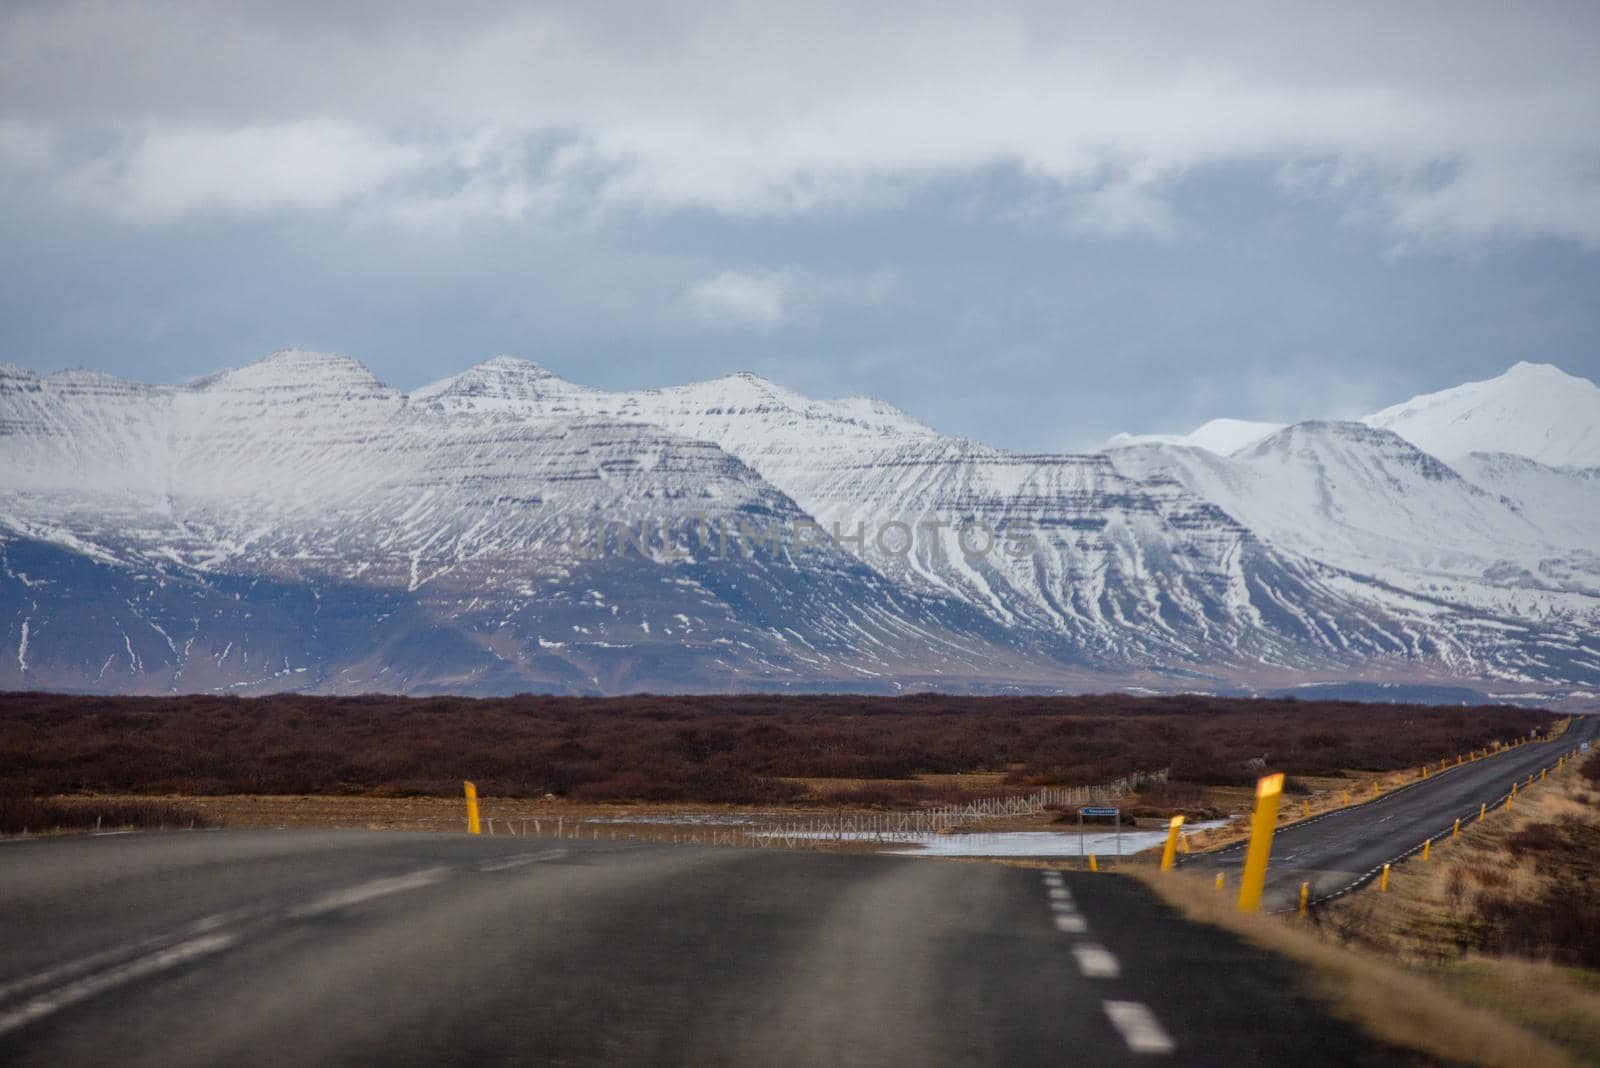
0,691,1555,805
1472,816,1600,970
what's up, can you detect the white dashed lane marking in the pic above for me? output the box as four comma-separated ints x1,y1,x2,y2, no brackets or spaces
1104,1000,1176,1054
0,932,240,1037
1072,944,1121,979
290,868,449,919
1039,872,1176,1054
477,848,570,872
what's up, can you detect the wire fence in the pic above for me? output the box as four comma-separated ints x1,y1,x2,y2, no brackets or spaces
476,768,1168,851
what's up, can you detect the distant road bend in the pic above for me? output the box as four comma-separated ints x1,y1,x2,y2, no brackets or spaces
0,829,1419,1066
1182,714,1600,910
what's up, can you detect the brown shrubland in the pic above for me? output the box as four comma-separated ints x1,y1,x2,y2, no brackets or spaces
0,690,1555,804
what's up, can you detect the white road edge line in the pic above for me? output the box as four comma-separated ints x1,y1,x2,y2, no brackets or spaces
0,932,239,1037
1053,914,1088,933
1104,1000,1176,1054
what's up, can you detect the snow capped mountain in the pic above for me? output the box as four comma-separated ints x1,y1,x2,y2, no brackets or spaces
1115,421,1551,571
1104,418,1285,455
387,358,1436,671
3,351,1599,698
1451,452,1600,552
1105,362,1600,469
1362,362,1600,469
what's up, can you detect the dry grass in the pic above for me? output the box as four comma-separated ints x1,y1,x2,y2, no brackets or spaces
1140,869,1576,1068
1,794,213,834
36,793,923,852
1432,959,1600,1064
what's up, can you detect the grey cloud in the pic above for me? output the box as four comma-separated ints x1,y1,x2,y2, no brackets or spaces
1,2,1598,243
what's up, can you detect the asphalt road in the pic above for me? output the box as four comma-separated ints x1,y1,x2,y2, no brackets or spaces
0,829,1416,1066
1181,715,1600,910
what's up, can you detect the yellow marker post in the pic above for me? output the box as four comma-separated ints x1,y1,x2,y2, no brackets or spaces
1541,768,1546,782
1160,815,1185,873
1421,839,1431,862
1301,800,1311,819
1214,872,1225,892
1452,818,1460,839
1479,802,1486,821
1298,882,1310,917
1372,781,1381,797
1088,854,1099,873
1237,772,1284,913
463,780,482,835
1380,863,1390,891
1342,790,1350,806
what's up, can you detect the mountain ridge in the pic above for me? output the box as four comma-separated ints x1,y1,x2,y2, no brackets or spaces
3,352,1598,700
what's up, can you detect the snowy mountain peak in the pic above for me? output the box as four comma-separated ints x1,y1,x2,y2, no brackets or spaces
679,370,799,406
410,356,583,408
189,348,390,397
1503,360,1585,383
1362,361,1600,468
1105,417,1285,455
1239,420,1464,482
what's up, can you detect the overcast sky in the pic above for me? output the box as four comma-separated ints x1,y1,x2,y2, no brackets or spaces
2,1,1597,450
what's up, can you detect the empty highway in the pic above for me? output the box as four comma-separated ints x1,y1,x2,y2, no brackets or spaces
1182,715,1600,909
0,828,1415,1066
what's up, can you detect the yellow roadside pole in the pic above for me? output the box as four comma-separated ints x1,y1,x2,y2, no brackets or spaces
1298,882,1310,918
464,780,482,835
1237,772,1284,913
1214,872,1225,892
1479,802,1486,821
1160,815,1185,872
1380,863,1390,891
1421,838,1431,862
1088,854,1099,873
1541,768,1546,782
1452,818,1460,839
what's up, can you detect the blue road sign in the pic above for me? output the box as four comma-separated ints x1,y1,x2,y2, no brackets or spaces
1080,806,1120,816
